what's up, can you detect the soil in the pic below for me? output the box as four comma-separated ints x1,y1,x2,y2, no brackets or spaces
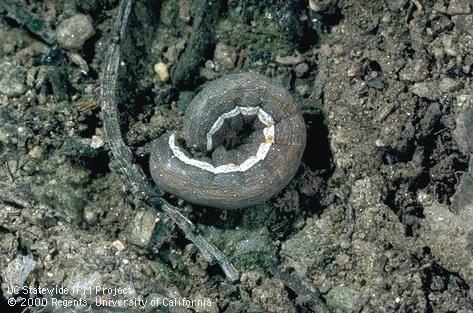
1,0,472,312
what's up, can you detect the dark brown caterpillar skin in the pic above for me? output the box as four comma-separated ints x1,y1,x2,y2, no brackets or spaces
149,72,306,209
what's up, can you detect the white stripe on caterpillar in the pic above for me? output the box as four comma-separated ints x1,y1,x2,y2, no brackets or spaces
169,106,275,174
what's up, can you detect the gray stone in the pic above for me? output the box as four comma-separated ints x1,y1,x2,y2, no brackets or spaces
214,42,237,70
418,192,473,286
55,14,95,50
295,63,309,77
1,255,36,296
452,163,473,215
438,77,460,93
127,210,156,247
452,14,473,36
325,286,362,312
82,205,98,226
0,234,16,253
447,0,472,15
281,217,335,277
309,0,337,12
411,81,437,100
0,61,26,97
399,58,429,82
453,101,473,154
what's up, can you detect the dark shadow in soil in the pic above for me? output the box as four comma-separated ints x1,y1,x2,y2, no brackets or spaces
186,205,245,229
321,7,344,27
299,24,318,53
78,113,102,138
299,113,332,214
266,113,333,238
0,291,23,313
83,151,110,178
82,32,100,79
302,112,332,173
206,263,227,278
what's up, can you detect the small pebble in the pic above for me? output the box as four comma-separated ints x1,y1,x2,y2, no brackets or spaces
82,207,98,226
452,14,473,36
56,14,95,50
179,0,191,23
381,14,391,23
346,65,358,77
112,240,126,251
0,61,27,97
28,146,43,160
154,62,170,82
335,253,350,268
411,81,437,100
375,139,385,147
447,0,472,15
205,60,216,70
295,62,309,77
128,210,157,247
453,102,473,155
296,84,311,96
214,42,237,70
399,58,429,82
438,77,460,93
309,0,336,12
441,35,458,56
90,135,104,149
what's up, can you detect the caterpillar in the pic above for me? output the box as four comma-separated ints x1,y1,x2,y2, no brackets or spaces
150,72,306,209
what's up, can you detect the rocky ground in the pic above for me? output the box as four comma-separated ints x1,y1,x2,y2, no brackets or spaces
0,0,472,312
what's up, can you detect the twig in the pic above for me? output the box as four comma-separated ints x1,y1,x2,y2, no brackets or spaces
99,0,239,281
275,51,305,65
268,262,331,313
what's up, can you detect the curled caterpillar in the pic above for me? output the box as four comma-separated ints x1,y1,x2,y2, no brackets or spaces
149,72,306,209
